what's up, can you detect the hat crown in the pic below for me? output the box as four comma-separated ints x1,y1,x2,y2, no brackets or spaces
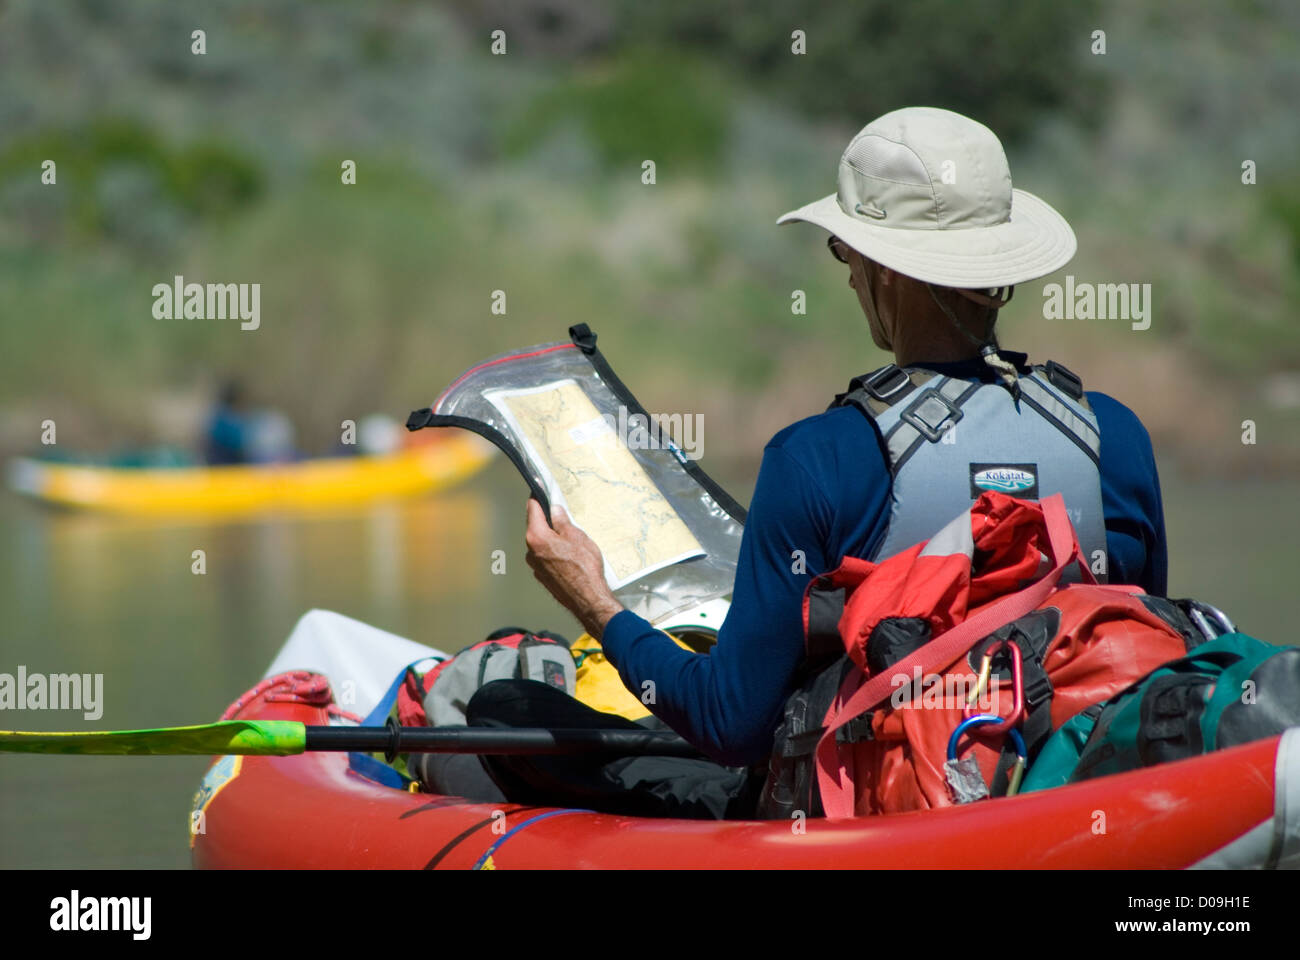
836,107,1012,231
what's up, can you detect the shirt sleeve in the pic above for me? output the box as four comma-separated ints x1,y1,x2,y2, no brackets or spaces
599,444,836,767
1089,391,1168,595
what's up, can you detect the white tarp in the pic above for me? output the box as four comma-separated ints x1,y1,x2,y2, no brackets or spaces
263,609,448,719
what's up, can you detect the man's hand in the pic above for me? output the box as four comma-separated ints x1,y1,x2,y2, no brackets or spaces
524,498,625,640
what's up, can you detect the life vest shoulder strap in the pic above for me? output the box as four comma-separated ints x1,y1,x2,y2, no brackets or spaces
1019,363,1102,467
832,365,975,475
833,359,1100,472
830,364,937,419
834,359,1092,414
1034,360,1087,403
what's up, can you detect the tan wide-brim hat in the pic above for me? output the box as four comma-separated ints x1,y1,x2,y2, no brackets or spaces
777,107,1076,289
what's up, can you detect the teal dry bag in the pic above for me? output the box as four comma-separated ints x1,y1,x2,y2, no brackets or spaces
1022,632,1300,792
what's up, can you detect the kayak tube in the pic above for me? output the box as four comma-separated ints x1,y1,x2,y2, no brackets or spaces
191,615,1299,869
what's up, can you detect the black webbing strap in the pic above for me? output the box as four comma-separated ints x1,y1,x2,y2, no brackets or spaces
835,713,875,745
784,727,826,758
805,581,846,663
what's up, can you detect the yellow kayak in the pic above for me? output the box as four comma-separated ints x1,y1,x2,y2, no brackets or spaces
5,434,495,515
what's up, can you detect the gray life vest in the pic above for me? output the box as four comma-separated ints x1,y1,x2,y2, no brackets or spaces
832,359,1108,579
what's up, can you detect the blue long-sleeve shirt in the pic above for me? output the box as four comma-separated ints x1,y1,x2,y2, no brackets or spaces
599,354,1168,767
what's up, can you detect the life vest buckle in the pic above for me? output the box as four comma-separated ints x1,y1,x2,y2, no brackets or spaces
1043,360,1084,401
859,365,912,403
900,387,964,442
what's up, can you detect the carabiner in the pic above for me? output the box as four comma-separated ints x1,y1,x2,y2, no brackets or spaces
964,638,1024,736
947,714,1028,797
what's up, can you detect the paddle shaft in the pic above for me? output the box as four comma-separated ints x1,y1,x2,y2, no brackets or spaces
0,720,705,759
306,724,704,759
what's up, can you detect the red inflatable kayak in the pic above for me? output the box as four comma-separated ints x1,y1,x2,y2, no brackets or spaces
190,670,1299,869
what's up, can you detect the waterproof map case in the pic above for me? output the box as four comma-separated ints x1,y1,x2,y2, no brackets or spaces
407,324,746,625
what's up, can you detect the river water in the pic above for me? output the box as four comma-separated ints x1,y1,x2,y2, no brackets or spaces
0,459,1294,867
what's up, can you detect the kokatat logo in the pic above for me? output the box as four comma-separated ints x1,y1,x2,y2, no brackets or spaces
973,467,1036,493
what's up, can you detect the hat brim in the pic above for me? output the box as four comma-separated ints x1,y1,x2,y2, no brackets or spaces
776,188,1075,288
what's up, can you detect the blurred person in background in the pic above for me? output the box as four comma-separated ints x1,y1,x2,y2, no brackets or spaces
204,380,250,465
204,380,298,464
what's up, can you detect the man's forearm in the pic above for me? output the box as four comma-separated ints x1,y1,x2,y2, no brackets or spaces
574,594,625,641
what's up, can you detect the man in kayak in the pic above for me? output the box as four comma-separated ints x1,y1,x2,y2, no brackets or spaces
502,106,1167,808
